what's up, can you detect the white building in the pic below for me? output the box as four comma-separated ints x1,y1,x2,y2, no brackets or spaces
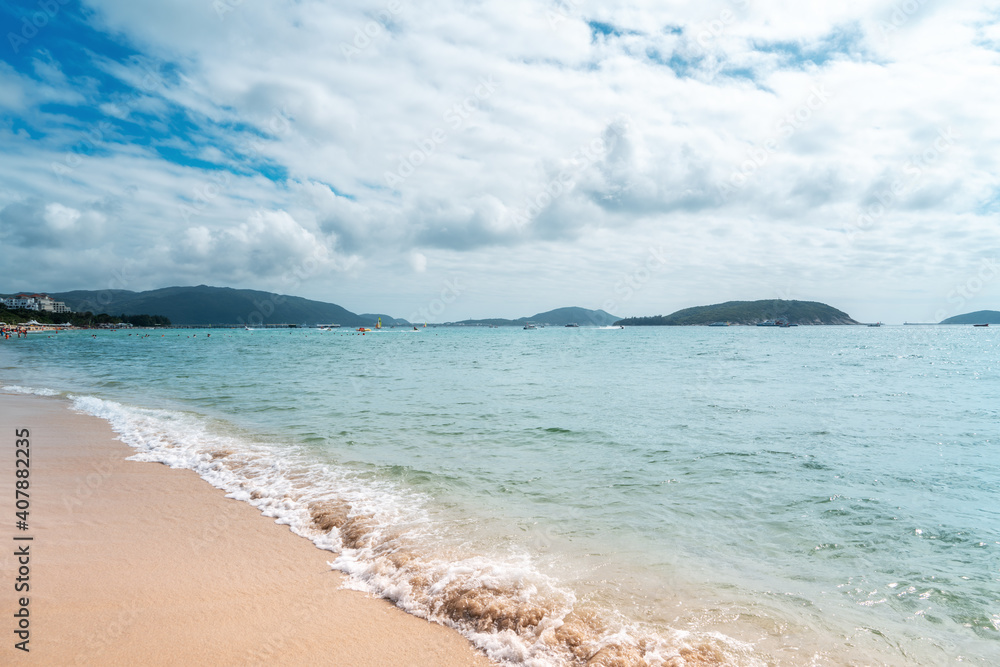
1,293,72,313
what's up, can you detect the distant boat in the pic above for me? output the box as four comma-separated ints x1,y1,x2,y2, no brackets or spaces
356,327,371,332
974,323,989,327
565,323,579,328
757,320,779,327
376,317,382,330
708,322,729,327
868,322,883,327
523,323,536,330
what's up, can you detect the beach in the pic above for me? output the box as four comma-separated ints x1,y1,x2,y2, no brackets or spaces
0,392,493,666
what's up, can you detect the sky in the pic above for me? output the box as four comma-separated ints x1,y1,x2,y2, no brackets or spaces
1,0,999,323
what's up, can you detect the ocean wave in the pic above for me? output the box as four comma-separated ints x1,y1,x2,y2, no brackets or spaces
70,394,757,666
3,384,61,396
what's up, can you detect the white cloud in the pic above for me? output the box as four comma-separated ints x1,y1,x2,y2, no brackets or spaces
0,0,998,322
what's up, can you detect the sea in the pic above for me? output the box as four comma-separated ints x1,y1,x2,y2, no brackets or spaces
2,324,998,666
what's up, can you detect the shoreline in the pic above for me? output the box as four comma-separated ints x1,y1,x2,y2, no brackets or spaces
0,392,493,666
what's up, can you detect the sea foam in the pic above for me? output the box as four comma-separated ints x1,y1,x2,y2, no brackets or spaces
69,394,752,666
3,384,61,396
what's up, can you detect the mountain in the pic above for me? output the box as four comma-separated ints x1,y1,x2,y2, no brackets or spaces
450,306,619,327
940,310,1000,324
616,300,859,326
49,286,375,326
359,314,413,327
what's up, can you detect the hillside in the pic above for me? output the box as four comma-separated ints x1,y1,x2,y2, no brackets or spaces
452,306,619,327
359,314,413,326
940,310,1000,324
616,300,859,326
49,286,380,327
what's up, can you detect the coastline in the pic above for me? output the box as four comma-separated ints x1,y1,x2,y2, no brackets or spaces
0,393,493,666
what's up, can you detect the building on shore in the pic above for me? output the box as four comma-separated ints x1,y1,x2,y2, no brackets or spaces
1,293,73,313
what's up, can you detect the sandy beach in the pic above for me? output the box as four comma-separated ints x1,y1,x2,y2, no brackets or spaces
0,392,493,666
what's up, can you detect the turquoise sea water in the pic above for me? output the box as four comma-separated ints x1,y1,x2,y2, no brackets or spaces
2,325,998,665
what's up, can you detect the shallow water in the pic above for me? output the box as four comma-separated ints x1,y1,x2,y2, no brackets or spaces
3,325,998,665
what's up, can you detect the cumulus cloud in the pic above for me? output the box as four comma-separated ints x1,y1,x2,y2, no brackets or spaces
0,0,998,322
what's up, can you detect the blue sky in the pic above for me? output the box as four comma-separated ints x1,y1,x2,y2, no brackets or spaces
2,0,999,323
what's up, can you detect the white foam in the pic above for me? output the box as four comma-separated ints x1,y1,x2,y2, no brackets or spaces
3,384,61,396
68,394,752,666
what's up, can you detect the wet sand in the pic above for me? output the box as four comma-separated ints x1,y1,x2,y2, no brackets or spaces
0,393,494,666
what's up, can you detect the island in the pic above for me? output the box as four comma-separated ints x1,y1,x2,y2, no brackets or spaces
940,310,1000,325
615,300,859,326
448,307,619,327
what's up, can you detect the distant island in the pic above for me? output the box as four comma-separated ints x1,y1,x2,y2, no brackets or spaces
4,287,869,328
448,307,619,327
44,286,389,327
616,300,859,326
940,310,1000,325
4,286,618,328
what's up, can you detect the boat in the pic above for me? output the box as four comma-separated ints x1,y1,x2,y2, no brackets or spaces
974,323,989,327
565,323,579,328
356,327,371,332
757,320,779,327
523,323,536,330
708,322,729,327
868,322,883,327
376,317,382,330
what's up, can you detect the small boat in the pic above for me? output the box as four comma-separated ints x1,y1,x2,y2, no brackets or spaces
708,322,729,327
356,327,371,332
565,323,579,328
868,322,883,327
974,323,989,327
523,323,536,330
757,320,778,327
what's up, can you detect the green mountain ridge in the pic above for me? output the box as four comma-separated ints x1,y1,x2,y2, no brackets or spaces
45,286,377,327
939,310,1000,324
616,300,859,326
450,306,620,327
